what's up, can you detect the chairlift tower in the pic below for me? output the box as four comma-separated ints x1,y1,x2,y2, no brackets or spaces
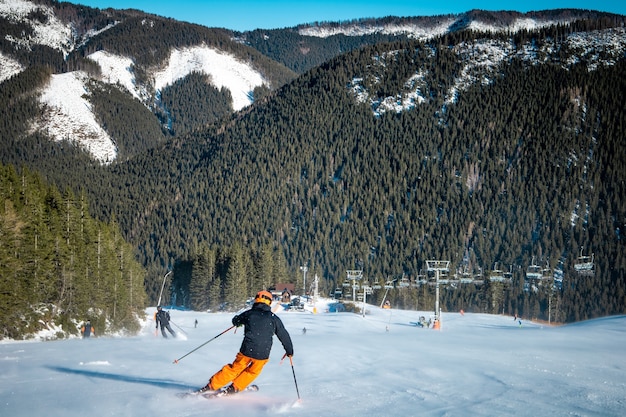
426,260,449,328
361,282,372,317
312,274,319,304
300,265,308,295
346,270,363,302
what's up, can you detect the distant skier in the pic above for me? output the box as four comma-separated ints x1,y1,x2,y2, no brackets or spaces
81,320,95,338
302,327,307,335
155,306,176,338
194,319,198,328
197,290,293,395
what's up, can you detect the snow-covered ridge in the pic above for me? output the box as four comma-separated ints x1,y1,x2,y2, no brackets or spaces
467,17,566,33
351,27,626,117
298,16,568,40
0,0,74,57
299,19,455,40
89,45,268,112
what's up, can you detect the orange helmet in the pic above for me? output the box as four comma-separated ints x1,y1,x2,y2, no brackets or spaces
255,290,272,305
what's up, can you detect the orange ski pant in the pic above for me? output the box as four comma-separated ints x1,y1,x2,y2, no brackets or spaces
208,352,269,392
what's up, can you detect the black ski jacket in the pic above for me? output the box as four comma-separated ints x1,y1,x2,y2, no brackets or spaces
232,303,293,360
156,310,170,326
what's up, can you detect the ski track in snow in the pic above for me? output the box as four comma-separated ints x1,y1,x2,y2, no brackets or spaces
1,300,624,416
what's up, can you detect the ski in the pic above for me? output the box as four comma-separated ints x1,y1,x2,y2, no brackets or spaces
177,384,259,399
201,384,259,399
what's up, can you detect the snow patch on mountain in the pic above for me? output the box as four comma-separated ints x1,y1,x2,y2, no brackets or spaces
28,44,267,163
467,17,565,33
33,72,117,164
88,50,144,101
299,16,566,40
299,19,454,40
153,45,267,111
566,28,626,70
351,28,626,117
0,52,23,83
0,0,74,57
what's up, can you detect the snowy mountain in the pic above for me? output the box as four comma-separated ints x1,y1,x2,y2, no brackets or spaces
351,27,626,117
1,0,275,162
298,13,563,39
1,1,624,163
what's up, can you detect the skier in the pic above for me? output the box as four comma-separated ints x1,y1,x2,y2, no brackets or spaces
81,320,95,338
155,306,176,338
197,290,294,395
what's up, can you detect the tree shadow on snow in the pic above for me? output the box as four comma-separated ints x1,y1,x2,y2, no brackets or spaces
46,366,196,391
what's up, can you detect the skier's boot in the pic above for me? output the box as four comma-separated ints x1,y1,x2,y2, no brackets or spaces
196,383,213,394
216,384,237,397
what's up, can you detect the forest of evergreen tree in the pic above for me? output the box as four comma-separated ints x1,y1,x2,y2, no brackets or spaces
0,164,146,339
1,5,625,338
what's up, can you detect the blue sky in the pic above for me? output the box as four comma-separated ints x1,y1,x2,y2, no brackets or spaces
68,0,625,31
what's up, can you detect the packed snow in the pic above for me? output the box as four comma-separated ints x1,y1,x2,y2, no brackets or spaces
1,297,624,416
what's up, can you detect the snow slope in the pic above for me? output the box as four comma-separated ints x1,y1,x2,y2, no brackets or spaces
152,46,267,112
32,44,267,163
1,299,624,416
35,71,118,163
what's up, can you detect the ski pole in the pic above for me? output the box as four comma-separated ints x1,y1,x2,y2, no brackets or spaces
173,325,235,364
288,355,301,401
170,320,188,335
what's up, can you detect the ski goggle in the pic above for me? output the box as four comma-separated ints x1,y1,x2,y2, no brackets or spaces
255,292,272,304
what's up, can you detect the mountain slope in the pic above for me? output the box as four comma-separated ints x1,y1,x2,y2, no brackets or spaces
240,9,622,73
99,25,626,322
1,2,625,322
0,0,296,161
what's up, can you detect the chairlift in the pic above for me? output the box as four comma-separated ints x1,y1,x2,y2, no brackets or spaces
384,280,395,289
489,262,505,282
526,256,542,280
574,248,594,273
503,265,513,282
